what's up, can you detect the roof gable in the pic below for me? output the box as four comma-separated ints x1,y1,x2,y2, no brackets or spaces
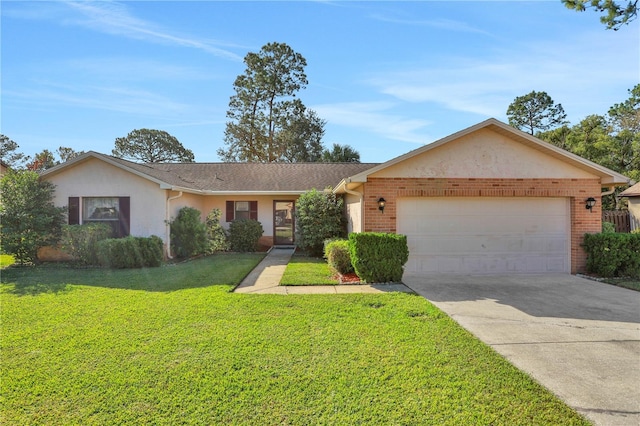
371,127,596,179
345,118,630,187
620,182,640,197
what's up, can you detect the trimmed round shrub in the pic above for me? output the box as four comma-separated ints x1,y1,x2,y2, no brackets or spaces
228,219,263,252
324,239,354,275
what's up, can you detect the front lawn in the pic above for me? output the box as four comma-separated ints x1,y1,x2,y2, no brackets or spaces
600,277,640,291
0,254,15,268
280,255,338,285
1,256,588,425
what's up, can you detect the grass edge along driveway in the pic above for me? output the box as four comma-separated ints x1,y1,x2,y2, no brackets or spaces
1,255,589,425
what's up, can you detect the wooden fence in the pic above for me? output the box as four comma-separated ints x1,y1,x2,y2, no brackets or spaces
602,210,631,233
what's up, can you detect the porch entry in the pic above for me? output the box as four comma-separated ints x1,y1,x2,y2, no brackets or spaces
274,201,295,245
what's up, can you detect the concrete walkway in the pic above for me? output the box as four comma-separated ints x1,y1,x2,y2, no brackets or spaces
233,247,412,294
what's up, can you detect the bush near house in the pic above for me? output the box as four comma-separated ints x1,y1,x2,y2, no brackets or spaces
205,208,229,253
295,189,346,257
96,236,163,268
0,170,66,265
228,219,263,252
170,207,207,258
324,239,354,275
583,233,640,278
349,233,409,283
61,223,112,265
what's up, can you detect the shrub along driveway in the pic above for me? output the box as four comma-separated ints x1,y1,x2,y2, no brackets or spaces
402,273,640,426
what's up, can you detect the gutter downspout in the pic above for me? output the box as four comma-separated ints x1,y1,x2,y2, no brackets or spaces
165,190,183,259
342,179,364,233
600,187,616,197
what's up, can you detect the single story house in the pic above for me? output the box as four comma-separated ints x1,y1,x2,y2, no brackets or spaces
620,182,640,231
41,118,631,274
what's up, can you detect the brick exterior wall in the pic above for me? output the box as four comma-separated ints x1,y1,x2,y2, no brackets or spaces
362,177,602,274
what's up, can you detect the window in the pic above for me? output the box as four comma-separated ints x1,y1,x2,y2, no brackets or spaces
226,201,258,222
68,196,130,238
235,201,250,220
84,197,119,221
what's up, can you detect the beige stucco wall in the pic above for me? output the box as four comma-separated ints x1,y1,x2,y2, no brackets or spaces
201,195,300,243
344,190,363,234
46,156,306,251
44,158,168,240
629,199,640,231
371,128,597,179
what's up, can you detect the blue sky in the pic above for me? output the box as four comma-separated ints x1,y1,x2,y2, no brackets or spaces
2,1,638,163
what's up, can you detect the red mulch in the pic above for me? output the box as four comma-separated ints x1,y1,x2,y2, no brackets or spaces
336,272,362,284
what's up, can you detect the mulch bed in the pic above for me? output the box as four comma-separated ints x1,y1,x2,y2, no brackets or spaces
335,272,362,284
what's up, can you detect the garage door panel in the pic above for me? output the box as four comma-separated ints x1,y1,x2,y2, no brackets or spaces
397,197,569,274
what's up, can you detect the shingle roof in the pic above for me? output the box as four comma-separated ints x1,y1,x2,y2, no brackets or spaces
620,182,640,197
105,154,379,192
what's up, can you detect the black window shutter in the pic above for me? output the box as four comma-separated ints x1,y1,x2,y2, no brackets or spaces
118,197,130,237
68,197,80,225
226,201,234,222
249,201,258,221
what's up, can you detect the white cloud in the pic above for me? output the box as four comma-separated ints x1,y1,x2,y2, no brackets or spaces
370,13,491,35
55,1,244,61
313,101,433,144
65,57,215,81
6,81,190,117
365,28,639,123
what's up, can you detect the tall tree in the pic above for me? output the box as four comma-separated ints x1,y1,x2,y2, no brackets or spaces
280,106,326,162
507,91,568,135
607,84,640,181
218,42,326,163
322,143,361,163
0,134,28,169
56,146,84,163
537,85,639,208
563,0,638,30
113,129,194,163
26,149,56,171
25,147,85,171
0,170,66,264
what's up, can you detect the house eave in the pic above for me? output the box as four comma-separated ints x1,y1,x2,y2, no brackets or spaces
42,151,178,189
343,118,632,187
201,190,308,196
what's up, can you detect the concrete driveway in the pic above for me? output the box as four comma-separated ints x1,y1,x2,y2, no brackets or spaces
402,274,640,426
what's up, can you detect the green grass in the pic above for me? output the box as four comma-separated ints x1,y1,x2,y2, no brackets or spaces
280,255,338,285
0,254,15,268
600,277,640,291
1,256,589,425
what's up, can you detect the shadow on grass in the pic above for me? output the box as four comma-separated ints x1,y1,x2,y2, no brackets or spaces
1,254,265,295
9,282,73,296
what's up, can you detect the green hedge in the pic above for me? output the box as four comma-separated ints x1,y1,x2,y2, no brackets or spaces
96,236,164,269
582,233,640,278
349,233,408,283
228,219,263,252
324,239,354,275
61,223,112,265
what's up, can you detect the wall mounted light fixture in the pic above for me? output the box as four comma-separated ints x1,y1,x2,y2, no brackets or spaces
377,197,386,213
585,197,596,212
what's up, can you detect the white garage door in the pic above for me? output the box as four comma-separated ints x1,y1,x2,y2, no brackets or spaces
397,197,569,274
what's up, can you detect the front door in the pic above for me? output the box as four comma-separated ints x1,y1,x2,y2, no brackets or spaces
274,201,295,245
